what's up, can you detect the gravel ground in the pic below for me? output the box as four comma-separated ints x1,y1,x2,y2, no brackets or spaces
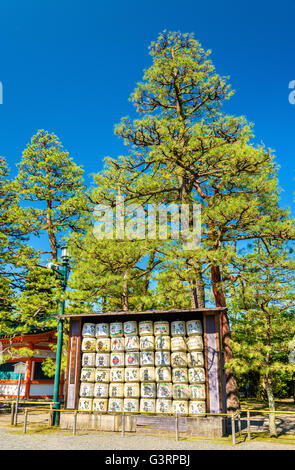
0,430,294,450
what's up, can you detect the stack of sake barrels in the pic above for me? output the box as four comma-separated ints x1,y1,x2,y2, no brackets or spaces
78,318,206,415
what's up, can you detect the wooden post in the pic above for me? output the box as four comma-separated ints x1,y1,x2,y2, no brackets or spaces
10,402,15,425
175,414,179,442
237,411,241,436
73,411,77,436
49,404,53,427
122,412,125,437
14,372,22,425
23,408,28,434
231,412,236,445
247,410,251,440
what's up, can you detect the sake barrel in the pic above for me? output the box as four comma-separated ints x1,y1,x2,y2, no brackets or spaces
140,398,156,413
110,368,125,383
124,382,140,398
108,398,123,412
95,368,110,383
171,352,187,368
82,322,96,337
186,335,203,351
155,335,170,351
123,321,138,337
124,398,139,413
125,352,140,367
93,398,108,412
154,321,169,336
94,383,109,398
96,337,111,353
154,351,170,367
141,382,156,398
157,382,173,399
186,319,203,336
110,352,125,367
138,320,153,336
111,337,125,351
110,322,123,337
188,367,206,384
171,320,186,337
140,351,155,366
80,382,94,398
125,367,140,382
187,351,204,368
125,336,140,351
155,366,171,382
171,337,187,352
96,353,110,368
172,368,188,383
78,398,93,411
172,400,188,414
156,399,172,414
80,367,95,383
140,336,155,351
95,323,109,338
189,384,206,400
189,400,206,415
81,337,96,352
172,383,189,400
82,352,96,367
140,367,155,382
109,382,124,398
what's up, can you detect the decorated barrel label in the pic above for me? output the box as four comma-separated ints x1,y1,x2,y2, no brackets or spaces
78,398,93,411
81,353,96,367
154,321,169,336
186,320,203,336
95,368,110,383
81,337,96,352
140,398,156,413
155,366,172,382
141,382,156,398
171,337,187,352
80,367,95,383
96,353,110,368
172,384,189,400
171,352,187,368
94,383,109,398
189,400,206,415
110,322,123,337
140,367,155,382
171,321,186,337
172,400,188,414
125,336,140,351
186,335,203,351
154,351,170,366
187,351,204,368
111,337,125,352
82,323,96,337
125,367,140,382
108,398,123,412
80,382,94,398
155,335,170,351
157,382,173,398
156,399,172,414
140,351,155,366
188,367,206,384
189,384,206,400
124,398,139,412
138,321,153,336
96,337,111,353
95,323,109,338
140,336,155,351
111,352,125,367
123,321,138,337
172,368,188,383
109,382,124,398
93,398,108,412
124,382,140,398
110,368,125,382
125,352,140,367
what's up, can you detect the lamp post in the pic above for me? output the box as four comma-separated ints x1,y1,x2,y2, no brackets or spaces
50,247,70,426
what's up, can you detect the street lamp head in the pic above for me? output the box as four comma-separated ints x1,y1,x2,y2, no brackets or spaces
61,246,70,261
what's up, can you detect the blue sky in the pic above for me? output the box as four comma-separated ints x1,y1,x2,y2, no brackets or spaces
0,0,295,216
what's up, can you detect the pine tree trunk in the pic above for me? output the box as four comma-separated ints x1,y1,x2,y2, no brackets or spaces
264,374,277,437
122,270,129,311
